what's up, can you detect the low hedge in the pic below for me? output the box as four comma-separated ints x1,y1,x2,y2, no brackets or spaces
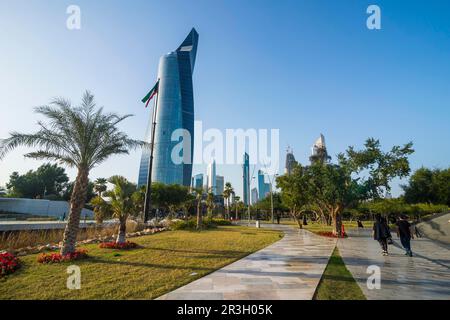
170,218,232,230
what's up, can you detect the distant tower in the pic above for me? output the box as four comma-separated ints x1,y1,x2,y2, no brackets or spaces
242,152,250,205
310,134,331,164
285,146,297,175
137,28,199,187
257,170,270,200
207,160,217,195
216,175,224,195
192,174,203,190
251,188,259,205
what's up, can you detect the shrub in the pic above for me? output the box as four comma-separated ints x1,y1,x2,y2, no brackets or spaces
99,241,138,249
0,252,20,277
210,218,232,226
170,219,197,230
37,249,88,264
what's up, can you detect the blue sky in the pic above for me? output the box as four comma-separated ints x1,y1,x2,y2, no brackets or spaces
0,0,449,198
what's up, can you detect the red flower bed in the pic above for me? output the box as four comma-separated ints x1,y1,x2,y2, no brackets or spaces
316,231,348,238
0,252,20,277
37,249,88,264
99,241,138,249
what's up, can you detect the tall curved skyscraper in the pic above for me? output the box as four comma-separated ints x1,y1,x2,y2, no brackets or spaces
138,28,199,187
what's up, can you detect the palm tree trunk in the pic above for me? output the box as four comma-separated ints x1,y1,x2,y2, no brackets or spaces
116,217,127,244
196,202,202,230
60,167,89,255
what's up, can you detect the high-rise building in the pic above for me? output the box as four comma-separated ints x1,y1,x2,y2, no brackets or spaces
251,188,259,205
242,152,250,205
207,160,217,194
310,133,330,164
285,146,297,175
192,174,203,190
257,170,270,200
216,175,224,196
138,28,199,187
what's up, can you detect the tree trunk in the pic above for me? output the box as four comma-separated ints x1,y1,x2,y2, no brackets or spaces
116,218,127,244
291,211,302,229
60,167,89,255
196,202,202,230
332,211,342,237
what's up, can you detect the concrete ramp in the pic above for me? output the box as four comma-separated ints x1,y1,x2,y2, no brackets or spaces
417,212,450,245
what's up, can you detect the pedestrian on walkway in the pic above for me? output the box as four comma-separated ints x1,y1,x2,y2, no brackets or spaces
357,219,364,228
373,214,391,256
397,215,414,257
276,213,280,224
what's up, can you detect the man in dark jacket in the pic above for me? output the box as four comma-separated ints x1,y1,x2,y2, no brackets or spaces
373,214,391,256
397,215,414,257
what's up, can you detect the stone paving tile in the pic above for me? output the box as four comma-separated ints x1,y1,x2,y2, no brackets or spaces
337,229,450,300
157,224,336,300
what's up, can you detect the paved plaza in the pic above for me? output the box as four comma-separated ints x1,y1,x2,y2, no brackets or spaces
158,224,336,300
159,223,450,300
338,228,450,300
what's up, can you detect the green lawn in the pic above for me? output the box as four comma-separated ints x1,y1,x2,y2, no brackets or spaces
0,226,282,300
313,247,366,300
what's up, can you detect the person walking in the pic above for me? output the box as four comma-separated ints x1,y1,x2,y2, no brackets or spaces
276,213,281,225
373,213,391,256
357,219,364,228
397,215,414,257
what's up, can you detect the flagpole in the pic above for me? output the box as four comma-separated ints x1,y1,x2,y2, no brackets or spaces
143,81,159,223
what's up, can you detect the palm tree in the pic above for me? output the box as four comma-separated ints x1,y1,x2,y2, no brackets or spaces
193,188,204,229
0,91,142,255
93,178,108,197
132,185,146,220
105,176,138,244
90,196,112,224
206,191,215,218
233,196,241,220
222,182,234,219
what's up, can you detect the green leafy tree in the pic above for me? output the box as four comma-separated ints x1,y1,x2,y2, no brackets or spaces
402,167,450,205
277,164,313,229
277,138,414,236
6,163,69,199
0,91,142,255
151,183,190,217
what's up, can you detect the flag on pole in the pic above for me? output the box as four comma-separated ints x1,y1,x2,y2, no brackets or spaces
142,80,160,108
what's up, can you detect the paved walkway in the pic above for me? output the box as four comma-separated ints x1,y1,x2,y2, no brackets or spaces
158,224,336,300
338,228,450,300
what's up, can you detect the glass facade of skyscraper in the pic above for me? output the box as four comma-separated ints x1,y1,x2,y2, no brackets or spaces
242,152,250,205
138,29,199,187
193,173,203,190
258,170,270,201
